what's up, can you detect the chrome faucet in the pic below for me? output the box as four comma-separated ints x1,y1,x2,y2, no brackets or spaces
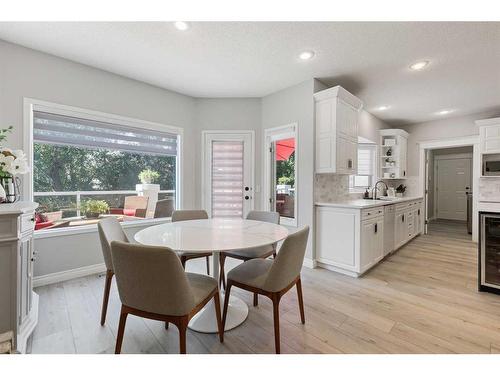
372,180,388,200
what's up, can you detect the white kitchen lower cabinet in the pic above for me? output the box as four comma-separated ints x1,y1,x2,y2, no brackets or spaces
315,198,423,277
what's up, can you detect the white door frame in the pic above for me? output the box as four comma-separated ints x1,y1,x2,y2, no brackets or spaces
418,136,480,242
263,123,298,227
201,130,255,217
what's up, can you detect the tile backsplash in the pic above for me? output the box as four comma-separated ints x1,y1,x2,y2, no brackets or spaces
314,174,421,203
314,174,362,202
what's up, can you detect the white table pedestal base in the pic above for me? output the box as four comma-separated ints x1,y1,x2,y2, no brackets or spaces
188,294,248,333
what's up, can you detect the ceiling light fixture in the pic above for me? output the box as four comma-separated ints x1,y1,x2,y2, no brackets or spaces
299,51,315,60
437,109,453,115
409,60,429,71
377,105,390,111
174,21,189,31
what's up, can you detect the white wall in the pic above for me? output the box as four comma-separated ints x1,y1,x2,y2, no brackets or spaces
0,40,264,278
401,110,500,177
193,98,262,209
0,39,198,208
261,79,316,260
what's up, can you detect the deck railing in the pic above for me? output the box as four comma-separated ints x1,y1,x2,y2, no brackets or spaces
34,189,175,217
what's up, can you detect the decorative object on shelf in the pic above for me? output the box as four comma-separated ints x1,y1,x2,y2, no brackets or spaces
81,199,110,219
0,126,29,203
138,168,160,184
386,148,392,156
395,184,406,197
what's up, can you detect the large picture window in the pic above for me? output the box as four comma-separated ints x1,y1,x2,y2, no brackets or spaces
32,109,179,231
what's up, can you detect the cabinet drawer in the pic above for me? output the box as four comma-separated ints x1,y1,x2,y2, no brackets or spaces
361,207,384,221
20,213,35,234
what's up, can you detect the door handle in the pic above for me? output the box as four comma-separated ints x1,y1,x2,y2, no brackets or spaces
402,214,405,222
374,223,378,233
347,159,353,169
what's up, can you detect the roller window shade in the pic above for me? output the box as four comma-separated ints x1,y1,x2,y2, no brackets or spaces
33,111,178,156
357,144,375,176
211,141,244,218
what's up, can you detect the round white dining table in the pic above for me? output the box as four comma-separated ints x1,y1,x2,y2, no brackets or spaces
134,218,289,333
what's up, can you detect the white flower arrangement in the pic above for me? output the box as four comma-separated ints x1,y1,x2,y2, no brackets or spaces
0,148,29,176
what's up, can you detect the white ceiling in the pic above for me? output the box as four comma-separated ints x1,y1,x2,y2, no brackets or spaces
0,22,499,124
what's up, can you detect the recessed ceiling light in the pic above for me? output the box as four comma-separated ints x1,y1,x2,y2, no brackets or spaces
174,21,189,31
409,60,429,71
376,105,390,111
437,109,453,115
299,51,315,60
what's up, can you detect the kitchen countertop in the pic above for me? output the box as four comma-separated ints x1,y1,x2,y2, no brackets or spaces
315,196,423,209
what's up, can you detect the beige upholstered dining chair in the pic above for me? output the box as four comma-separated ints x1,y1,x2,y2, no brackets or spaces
110,241,223,354
222,226,309,354
97,217,129,326
219,210,280,306
171,210,212,274
153,198,175,218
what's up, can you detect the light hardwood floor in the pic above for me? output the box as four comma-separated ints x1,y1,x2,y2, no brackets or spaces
29,220,500,354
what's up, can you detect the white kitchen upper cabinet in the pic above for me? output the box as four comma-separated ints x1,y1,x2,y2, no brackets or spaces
476,118,500,154
314,86,363,174
336,136,357,175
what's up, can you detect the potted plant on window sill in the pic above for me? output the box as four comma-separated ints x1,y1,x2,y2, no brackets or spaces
81,199,110,219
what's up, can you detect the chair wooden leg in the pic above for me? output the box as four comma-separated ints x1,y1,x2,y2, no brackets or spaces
165,321,169,330
205,256,210,275
100,270,113,326
253,293,258,307
115,305,128,354
219,254,226,290
178,317,188,354
296,277,305,324
272,252,276,259
222,282,232,330
271,294,281,354
214,291,224,343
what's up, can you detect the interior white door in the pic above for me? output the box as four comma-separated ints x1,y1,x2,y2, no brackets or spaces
203,132,254,218
436,158,472,221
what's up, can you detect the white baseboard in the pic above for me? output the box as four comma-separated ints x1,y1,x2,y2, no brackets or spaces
302,258,317,269
33,263,106,288
316,262,360,277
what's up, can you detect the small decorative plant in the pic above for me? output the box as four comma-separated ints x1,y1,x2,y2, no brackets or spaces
81,199,109,219
138,169,160,184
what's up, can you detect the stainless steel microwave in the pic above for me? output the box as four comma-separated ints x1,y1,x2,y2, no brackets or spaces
482,154,500,176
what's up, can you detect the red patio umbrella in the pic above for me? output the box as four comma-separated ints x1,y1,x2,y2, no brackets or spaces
275,138,295,161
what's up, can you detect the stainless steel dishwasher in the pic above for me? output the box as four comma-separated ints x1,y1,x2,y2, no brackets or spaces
384,204,395,255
